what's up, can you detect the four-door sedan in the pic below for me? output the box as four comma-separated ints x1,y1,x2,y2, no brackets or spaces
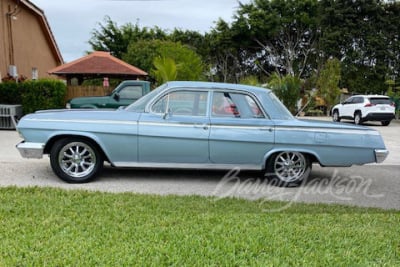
16,81,389,186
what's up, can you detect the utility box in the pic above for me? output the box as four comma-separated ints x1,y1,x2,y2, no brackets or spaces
0,104,23,129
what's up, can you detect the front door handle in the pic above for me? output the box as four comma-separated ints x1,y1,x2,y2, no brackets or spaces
259,127,273,132
194,124,209,130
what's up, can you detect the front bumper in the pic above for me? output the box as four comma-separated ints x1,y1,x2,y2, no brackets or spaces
375,149,389,163
16,141,45,159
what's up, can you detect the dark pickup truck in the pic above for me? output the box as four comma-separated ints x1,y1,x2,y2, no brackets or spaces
66,80,151,109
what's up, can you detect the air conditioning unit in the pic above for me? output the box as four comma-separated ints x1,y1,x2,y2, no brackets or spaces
0,104,23,129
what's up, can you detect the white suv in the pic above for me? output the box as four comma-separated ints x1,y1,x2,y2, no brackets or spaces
332,95,395,126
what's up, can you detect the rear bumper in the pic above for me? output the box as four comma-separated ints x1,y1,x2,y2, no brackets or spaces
375,149,389,163
16,141,45,159
364,113,395,121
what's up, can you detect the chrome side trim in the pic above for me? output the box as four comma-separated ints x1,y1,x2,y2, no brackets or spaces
25,118,138,126
275,126,380,135
16,142,45,159
112,161,262,170
375,149,389,163
140,122,207,128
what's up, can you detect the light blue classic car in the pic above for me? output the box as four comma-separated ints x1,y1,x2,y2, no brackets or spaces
16,81,388,186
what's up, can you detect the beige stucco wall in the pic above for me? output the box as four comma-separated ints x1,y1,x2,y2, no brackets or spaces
0,0,62,80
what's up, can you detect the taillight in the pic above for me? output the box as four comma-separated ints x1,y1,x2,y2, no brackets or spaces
364,103,375,107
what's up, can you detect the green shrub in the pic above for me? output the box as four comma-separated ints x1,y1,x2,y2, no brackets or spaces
0,82,21,104
0,79,66,114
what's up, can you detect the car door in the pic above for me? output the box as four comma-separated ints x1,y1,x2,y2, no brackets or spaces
138,89,210,164
341,97,355,117
209,91,275,166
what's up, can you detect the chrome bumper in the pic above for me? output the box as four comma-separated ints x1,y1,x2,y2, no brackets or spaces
16,141,45,159
375,149,389,163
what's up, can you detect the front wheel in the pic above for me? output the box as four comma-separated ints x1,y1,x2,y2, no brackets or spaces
50,138,103,183
381,120,391,126
265,151,311,187
332,110,340,122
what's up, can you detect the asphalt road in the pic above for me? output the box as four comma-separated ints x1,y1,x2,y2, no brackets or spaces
1,117,399,211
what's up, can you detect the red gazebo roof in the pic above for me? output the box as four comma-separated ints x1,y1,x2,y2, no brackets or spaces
48,51,147,76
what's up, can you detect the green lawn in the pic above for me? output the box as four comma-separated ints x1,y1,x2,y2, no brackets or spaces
0,187,399,266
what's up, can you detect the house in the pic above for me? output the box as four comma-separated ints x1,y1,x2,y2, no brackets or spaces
0,0,63,81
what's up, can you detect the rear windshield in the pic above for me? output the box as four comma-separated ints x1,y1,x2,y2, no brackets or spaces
369,98,392,105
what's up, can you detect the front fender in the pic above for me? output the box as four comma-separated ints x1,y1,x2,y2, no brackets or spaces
44,131,112,162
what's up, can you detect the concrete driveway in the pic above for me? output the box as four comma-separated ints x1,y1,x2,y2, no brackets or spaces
1,118,399,211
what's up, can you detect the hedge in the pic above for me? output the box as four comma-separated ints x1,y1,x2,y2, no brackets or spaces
0,79,66,114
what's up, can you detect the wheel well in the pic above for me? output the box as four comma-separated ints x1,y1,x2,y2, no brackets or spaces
265,151,320,168
44,135,109,162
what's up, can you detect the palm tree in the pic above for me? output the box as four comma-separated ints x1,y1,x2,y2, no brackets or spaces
151,56,178,84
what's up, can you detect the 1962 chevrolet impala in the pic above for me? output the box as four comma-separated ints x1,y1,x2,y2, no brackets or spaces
16,81,389,186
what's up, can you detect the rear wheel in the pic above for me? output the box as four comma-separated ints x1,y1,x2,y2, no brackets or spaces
50,138,103,183
332,110,340,122
265,151,311,187
354,112,362,125
381,120,391,126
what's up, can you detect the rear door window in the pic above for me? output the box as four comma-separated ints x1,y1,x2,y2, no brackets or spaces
212,92,264,118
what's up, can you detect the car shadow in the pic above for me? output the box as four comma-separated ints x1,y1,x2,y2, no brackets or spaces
99,164,341,187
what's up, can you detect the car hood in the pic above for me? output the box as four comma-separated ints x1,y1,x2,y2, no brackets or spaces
18,109,140,127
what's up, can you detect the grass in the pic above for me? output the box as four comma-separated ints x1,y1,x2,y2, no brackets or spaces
0,187,399,266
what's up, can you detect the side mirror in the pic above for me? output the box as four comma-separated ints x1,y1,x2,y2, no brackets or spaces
113,93,120,101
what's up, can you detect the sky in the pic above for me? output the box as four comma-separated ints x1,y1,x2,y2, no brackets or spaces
30,0,250,63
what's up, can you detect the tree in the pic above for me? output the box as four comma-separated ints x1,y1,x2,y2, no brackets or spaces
124,40,204,81
88,16,167,59
232,0,319,78
151,57,178,84
318,0,400,94
268,73,302,114
316,58,341,115
206,19,244,83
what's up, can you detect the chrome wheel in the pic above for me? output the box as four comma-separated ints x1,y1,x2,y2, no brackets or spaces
266,151,311,186
50,138,103,183
59,142,96,178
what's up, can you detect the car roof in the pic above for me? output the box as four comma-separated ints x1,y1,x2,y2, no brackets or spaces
352,95,389,98
164,81,271,94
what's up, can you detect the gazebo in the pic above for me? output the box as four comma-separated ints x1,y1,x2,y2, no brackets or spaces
48,51,148,85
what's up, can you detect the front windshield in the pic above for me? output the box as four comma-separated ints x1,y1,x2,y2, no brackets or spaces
126,84,167,112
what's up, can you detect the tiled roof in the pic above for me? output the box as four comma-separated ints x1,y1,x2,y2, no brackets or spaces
48,51,147,76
